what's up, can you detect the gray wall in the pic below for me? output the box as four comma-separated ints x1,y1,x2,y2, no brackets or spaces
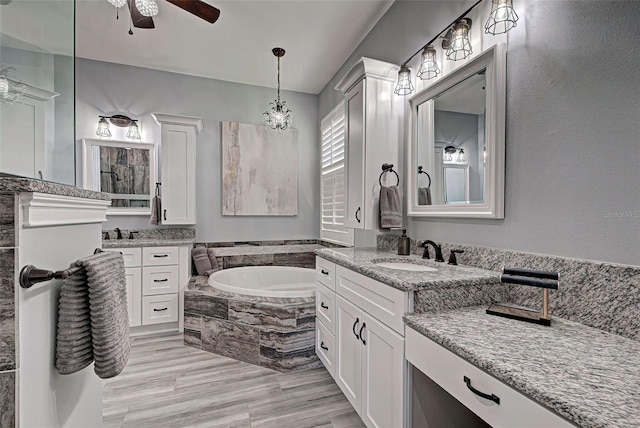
318,0,640,266
75,59,320,242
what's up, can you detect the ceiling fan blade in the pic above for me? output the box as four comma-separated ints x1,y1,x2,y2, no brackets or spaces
165,0,220,24
128,0,155,28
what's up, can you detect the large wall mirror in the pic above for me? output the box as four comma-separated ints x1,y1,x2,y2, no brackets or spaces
407,44,506,218
0,0,76,185
81,139,157,215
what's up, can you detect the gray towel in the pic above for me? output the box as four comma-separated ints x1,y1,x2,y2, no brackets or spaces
380,185,402,229
149,196,161,225
207,248,220,272
418,187,432,205
56,251,130,379
192,247,212,275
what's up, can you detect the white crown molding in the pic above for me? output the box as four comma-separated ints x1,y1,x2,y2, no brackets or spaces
151,113,203,133
20,193,111,228
334,57,400,94
6,77,60,101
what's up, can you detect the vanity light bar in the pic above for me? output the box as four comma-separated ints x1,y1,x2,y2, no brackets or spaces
394,0,517,96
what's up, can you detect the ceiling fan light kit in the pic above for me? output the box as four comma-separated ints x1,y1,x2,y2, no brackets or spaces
106,0,220,34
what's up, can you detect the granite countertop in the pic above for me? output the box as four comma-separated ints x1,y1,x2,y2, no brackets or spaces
404,307,640,428
211,244,322,256
0,176,110,200
315,247,500,291
102,238,195,248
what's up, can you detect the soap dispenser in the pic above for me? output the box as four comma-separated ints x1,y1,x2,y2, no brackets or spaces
398,229,410,256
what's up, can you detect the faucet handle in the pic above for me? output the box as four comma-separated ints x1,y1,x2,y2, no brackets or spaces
448,249,465,265
103,231,110,240
128,231,139,240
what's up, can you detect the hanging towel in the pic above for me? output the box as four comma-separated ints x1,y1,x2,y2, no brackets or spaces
192,247,212,276
418,187,432,205
56,251,130,379
149,196,162,225
379,185,402,229
207,248,221,274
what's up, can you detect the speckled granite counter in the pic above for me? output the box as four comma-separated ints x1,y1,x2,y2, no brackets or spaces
315,247,500,291
404,307,640,428
0,176,110,200
211,244,322,256
102,238,195,248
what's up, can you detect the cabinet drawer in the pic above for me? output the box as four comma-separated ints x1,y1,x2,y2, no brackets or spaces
110,247,142,268
316,257,336,290
142,265,179,296
316,319,336,378
142,246,179,266
142,294,178,325
405,328,574,428
335,266,408,335
316,283,336,335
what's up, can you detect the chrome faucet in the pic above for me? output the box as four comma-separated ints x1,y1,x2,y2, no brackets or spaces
418,240,444,262
114,227,123,240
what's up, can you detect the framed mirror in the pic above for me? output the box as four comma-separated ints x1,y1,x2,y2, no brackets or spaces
80,139,157,215
407,44,506,218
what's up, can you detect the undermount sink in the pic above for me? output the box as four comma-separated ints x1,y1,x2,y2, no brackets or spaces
375,262,438,272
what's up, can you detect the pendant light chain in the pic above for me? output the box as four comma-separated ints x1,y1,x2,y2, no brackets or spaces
277,56,281,103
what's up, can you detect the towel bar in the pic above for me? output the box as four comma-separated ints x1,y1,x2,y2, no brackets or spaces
20,248,107,288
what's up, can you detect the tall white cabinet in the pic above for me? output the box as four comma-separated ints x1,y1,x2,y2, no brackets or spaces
335,58,403,230
152,113,203,225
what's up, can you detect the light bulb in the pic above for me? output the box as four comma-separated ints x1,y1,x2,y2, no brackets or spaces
457,149,467,163
0,75,9,98
96,117,112,138
485,0,519,35
108,0,127,7
394,65,414,96
126,121,141,140
135,0,159,17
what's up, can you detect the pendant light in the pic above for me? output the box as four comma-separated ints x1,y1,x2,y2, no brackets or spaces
416,45,440,81
445,19,473,61
263,47,293,131
485,0,519,35
96,117,112,138
394,65,414,96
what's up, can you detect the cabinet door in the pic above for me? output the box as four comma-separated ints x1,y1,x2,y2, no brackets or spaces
161,123,196,225
344,79,365,229
361,312,405,428
125,267,142,327
335,295,363,415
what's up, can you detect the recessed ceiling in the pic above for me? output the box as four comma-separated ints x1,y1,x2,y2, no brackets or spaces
74,0,394,94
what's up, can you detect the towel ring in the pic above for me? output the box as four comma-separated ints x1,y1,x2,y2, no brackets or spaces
418,166,431,188
379,163,400,187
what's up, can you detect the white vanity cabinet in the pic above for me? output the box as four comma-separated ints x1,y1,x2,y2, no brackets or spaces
315,257,410,428
335,58,403,230
152,113,203,225
406,328,575,428
110,245,191,333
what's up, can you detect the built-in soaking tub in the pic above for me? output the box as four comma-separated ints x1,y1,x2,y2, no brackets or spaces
183,266,320,372
208,266,315,298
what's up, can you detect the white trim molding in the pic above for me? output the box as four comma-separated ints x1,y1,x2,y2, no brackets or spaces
20,193,111,227
151,113,203,133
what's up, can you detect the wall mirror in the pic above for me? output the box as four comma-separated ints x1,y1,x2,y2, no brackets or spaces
81,139,157,215
407,44,506,218
0,0,76,185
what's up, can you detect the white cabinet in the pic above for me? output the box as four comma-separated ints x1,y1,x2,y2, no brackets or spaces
152,113,203,225
405,328,574,428
315,257,410,428
335,58,403,230
110,245,191,332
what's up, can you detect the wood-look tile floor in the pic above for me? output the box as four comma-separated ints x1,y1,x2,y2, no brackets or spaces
103,332,364,428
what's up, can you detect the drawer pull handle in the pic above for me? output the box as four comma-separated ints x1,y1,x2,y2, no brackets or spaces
359,322,367,345
153,278,169,283
352,318,360,340
463,376,500,405
320,269,329,275
320,302,329,310
153,254,169,258
320,342,329,351
355,207,361,223
153,307,168,312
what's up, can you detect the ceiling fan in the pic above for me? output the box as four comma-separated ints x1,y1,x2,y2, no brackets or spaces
111,0,220,34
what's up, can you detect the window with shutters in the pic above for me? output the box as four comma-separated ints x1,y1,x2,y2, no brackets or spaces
320,102,354,246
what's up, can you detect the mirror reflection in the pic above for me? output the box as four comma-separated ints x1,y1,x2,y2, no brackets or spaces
416,70,486,205
0,0,75,185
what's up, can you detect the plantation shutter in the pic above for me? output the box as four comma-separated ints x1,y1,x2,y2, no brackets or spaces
320,102,354,246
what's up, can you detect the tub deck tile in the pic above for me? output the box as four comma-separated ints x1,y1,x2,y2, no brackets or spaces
202,317,260,366
229,301,297,332
184,329,202,349
184,293,228,320
184,313,203,332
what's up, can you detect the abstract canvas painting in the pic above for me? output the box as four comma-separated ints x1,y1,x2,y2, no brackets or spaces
222,121,298,216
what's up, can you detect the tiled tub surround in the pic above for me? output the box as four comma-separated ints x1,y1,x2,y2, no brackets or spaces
0,192,16,426
378,235,640,341
405,307,640,428
315,247,508,312
184,276,320,372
